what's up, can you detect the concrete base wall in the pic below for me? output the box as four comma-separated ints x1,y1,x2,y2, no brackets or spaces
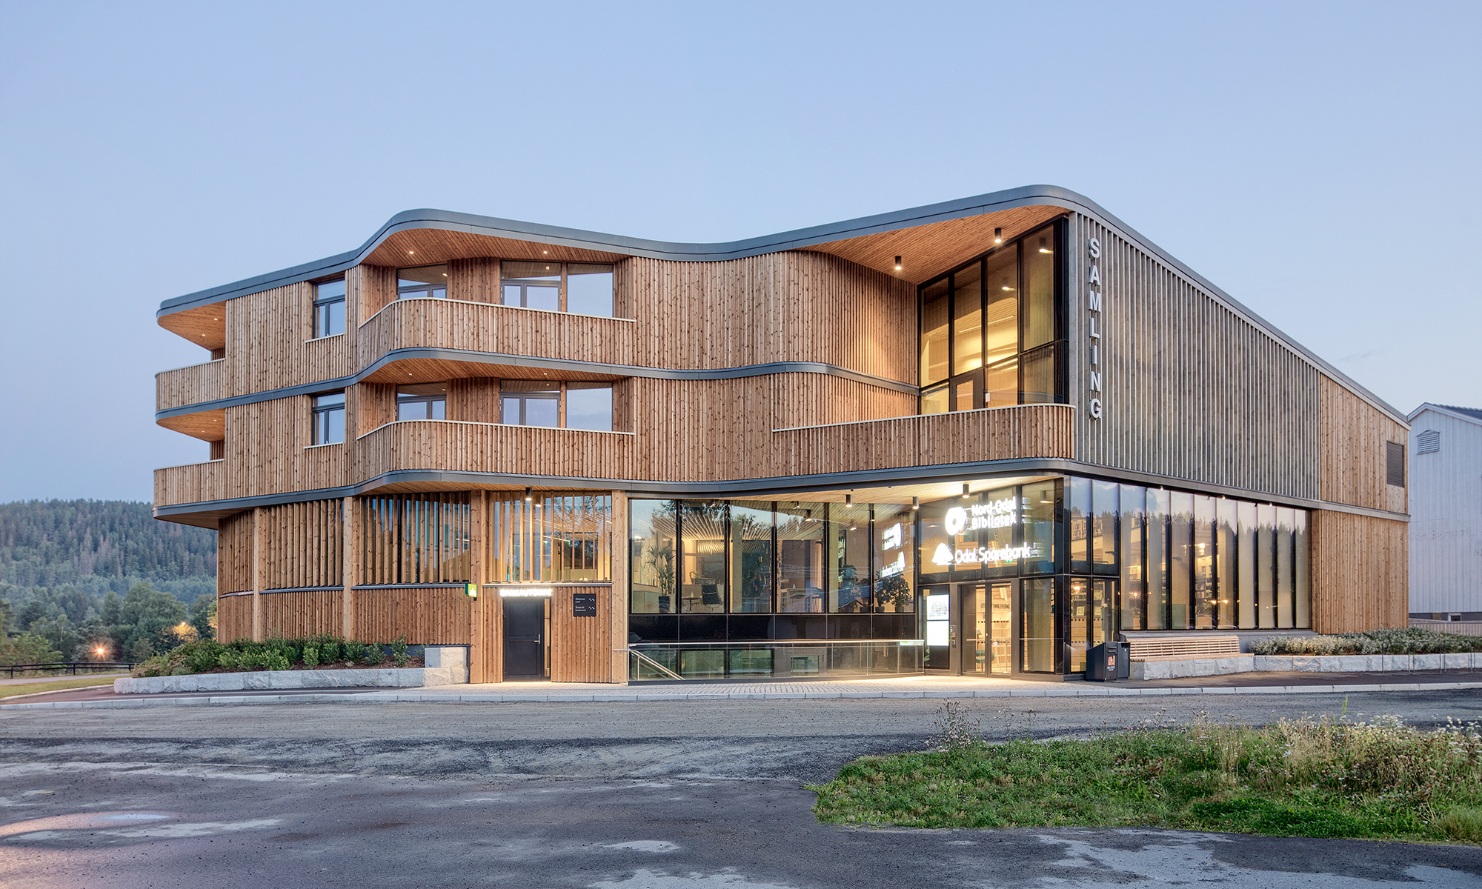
115,646,469,695
1131,651,1482,680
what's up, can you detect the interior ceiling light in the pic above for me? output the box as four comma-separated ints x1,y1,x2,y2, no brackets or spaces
1038,237,1052,254
844,493,853,506
993,227,1003,244
894,255,903,272
912,496,920,510
524,487,533,502
961,483,971,499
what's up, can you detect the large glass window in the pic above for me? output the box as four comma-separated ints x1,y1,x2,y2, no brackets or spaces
1168,492,1193,630
488,493,611,583
1020,578,1057,673
311,392,345,445
1119,484,1146,630
729,502,773,613
1091,480,1117,576
871,503,915,613
501,382,559,427
1192,495,1216,629
1021,481,1057,576
680,502,727,614
1216,499,1238,629
830,502,871,612
1294,511,1311,629
918,222,1064,413
501,261,615,317
630,500,677,614
1068,477,1090,574
1276,507,1295,629
397,264,448,300
1146,489,1168,629
396,383,446,420
1237,501,1257,629
565,383,613,431
1256,504,1277,629
776,502,826,612
312,278,346,338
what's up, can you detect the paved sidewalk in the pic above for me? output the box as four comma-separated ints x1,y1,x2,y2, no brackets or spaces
5,670,1480,709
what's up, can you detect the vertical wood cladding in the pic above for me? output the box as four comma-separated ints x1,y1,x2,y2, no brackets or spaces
357,494,471,585
449,258,500,304
550,585,615,683
258,500,344,590
224,398,343,498
1074,216,1321,501
351,587,471,644
261,590,344,638
157,359,224,411
448,378,501,422
618,252,916,383
355,297,637,368
1319,375,1408,513
1311,510,1408,632
217,512,254,593
217,594,254,642
225,283,351,394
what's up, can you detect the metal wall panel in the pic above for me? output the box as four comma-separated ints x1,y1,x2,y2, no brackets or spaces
1408,408,1482,614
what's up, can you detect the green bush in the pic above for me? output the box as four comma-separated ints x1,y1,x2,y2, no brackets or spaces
1251,628,1482,656
128,635,402,677
320,639,341,663
302,644,320,667
391,636,409,667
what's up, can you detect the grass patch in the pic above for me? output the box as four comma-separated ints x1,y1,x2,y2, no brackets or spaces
812,712,1482,844
0,674,128,700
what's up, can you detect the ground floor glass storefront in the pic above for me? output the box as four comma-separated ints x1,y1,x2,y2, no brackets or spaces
628,474,1311,680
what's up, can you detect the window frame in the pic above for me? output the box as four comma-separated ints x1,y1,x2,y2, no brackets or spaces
311,391,346,445
500,261,615,317
395,383,447,421
396,264,449,300
311,277,347,339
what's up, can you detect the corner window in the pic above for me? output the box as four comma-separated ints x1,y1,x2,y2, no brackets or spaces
312,278,346,338
565,383,614,431
396,383,446,420
311,392,345,445
501,261,614,317
397,264,448,300
917,221,1064,413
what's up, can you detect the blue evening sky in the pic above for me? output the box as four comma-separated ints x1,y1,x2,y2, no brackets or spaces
1,1,1478,502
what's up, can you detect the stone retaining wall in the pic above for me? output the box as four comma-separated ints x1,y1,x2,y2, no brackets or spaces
114,646,468,695
1131,651,1482,681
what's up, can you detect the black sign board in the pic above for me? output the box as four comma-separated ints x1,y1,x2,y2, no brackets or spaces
572,592,598,617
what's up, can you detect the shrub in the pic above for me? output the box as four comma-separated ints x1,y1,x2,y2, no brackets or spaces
302,644,320,667
391,636,409,667
320,639,341,663
1251,628,1482,656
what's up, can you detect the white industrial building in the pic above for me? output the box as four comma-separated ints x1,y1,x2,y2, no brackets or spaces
1408,403,1482,621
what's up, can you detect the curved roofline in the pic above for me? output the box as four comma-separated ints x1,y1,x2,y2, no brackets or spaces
156,183,1406,423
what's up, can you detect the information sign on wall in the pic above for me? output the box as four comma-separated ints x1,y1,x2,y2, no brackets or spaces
572,592,598,617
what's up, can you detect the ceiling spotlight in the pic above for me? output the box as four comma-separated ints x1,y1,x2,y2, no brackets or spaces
844,493,853,507
993,227,1003,244
911,496,920,511
408,250,415,255
1038,236,1052,255
894,255,903,272
524,487,533,502
961,483,971,500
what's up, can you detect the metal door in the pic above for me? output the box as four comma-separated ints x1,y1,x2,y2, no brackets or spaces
503,597,547,679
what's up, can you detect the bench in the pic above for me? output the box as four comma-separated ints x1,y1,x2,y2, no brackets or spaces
1122,633,1241,662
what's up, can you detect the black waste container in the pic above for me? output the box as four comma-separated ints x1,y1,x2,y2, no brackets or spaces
1086,641,1122,682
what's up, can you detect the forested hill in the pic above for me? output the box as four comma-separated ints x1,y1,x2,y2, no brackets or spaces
0,500,215,592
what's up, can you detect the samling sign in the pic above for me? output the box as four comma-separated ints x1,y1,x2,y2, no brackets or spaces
1087,235,1105,420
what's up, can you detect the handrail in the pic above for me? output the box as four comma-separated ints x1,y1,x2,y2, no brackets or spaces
2,662,135,679
626,648,684,681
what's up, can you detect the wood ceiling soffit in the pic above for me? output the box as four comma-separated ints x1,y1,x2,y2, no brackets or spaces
802,206,1066,284
363,358,621,385
158,410,225,441
365,230,627,267
159,303,226,350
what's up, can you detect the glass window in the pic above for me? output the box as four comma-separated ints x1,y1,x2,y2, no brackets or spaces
1091,480,1117,575
358,493,470,584
630,500,677,614
1294,510,1311,629
680,502,726,614
1216,499,1238,629
1021,480,1057,576
565,263,614,317
1119,484,1146,630
312,278,346,338
489,493,610,583
1020,578,1057,673
829,503,871,612
501,382,559,427
397,264,448,300
728,502,773,613
776,502,825,613
1146,489,1168,629
396,383,446,421
1237,501,1257,629
870,503,914,613
1023,231,1056,349
920,279,950,387
952,263,983,375
1021,344,1058,405
311,392,345,445
983,249,1019,367
565,383,613,431
1276,506,1295,629
1169,491,1193,630
501,261,560,310
1068,477,1090,574
985,358,1018,409
1193,495,1216,629
1256,504,1276,629
921,383,949,415
1069,578,1090,673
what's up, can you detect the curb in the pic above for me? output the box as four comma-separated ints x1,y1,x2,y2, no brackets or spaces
4,680,1481,710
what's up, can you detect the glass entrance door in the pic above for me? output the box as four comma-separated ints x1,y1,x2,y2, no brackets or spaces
960,582,1013,676
988,582,1012,675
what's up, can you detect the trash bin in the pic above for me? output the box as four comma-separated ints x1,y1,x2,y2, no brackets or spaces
1086,641,1121,682
1115,640,1130,680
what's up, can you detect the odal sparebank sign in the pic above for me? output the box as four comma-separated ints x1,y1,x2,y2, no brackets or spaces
929,498,1041,568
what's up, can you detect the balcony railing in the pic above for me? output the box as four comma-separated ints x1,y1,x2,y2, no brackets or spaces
156,359,224,412
354,420,635,482
357,298,636,369
154,460,226,507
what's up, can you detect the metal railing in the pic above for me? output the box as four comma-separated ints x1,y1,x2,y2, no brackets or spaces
626,648,684,680
2,662,134,679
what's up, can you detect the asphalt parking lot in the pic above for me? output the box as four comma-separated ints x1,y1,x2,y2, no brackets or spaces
1,690,1480,887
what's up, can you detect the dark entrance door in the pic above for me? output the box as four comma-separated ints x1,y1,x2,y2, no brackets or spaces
503,597,547,680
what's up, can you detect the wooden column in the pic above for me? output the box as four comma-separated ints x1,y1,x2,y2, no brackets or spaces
610,490,630,685
341,495,356,640
468,491,498,683
250,506,264,641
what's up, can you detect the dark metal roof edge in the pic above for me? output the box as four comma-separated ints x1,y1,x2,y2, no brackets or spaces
154,183,1403,423
153,460,1408,523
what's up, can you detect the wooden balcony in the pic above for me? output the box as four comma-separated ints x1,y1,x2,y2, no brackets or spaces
769,404,1076,477
154,460,227,508
354,420,635,482
156,359,224,412
357,298,636,369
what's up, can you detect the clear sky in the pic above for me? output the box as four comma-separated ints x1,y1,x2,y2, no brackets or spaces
1,0,1478,503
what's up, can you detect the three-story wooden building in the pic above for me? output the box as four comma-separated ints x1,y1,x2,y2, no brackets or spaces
154,186,1409,683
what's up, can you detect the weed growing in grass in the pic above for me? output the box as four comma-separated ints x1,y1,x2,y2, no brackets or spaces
929,701,981,751
814,715,1482,844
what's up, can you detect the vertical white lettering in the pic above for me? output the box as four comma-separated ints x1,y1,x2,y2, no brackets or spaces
1087,264,1101,286
1087,290,1102,312
1090,370,1102,392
